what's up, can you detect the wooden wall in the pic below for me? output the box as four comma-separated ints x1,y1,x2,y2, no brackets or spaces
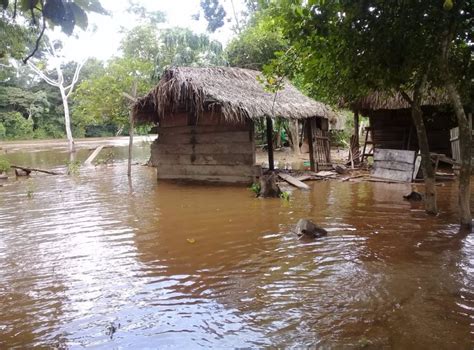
151,112,257,184
366,108,457,156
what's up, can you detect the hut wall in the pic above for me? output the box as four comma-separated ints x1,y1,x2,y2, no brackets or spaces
151,112,256,184
367,108,456,156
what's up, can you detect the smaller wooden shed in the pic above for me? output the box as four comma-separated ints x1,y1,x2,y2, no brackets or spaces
133,67,335,184
351,91,458,157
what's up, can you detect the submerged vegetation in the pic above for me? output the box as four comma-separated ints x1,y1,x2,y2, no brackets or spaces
0,157,10,173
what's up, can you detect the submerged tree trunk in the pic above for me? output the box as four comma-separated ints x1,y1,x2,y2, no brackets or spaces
401,81,438,215
59,86,75,153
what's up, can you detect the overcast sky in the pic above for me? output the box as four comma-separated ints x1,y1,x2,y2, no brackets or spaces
56,0,245,61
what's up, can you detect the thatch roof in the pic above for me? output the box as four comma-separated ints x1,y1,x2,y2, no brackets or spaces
133,67,336,123
351,90,451,111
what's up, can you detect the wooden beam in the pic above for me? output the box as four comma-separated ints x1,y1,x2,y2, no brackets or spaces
84,145,104,165
354,110,359,146
278,173,310,190
127,82,137,177
266,116,274,170
306,118,316,171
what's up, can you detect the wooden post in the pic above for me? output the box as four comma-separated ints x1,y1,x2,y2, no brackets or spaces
127,82,137,177
266,116,274,170
306,118,316,171
354,110,359,146
128,112,134,177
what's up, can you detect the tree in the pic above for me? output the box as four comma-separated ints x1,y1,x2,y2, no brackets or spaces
267,0,472,226
73,57,153,132
438,0,473,229
73,25,227,132
27,37,86,152
226,13,287,70
154,27,226,76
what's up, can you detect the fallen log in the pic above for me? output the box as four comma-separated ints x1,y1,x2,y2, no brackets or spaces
11,165,62,175
278,173,310,190
84,145,104,165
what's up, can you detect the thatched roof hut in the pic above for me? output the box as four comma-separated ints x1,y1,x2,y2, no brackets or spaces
349,90,457,157
133,67,335,184
350,90,451,112
133,66,336,124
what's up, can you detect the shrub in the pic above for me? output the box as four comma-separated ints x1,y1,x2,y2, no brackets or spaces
0,157,10,173
0,112,34,139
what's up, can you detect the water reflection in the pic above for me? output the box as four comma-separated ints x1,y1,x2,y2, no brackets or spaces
0,147,473,348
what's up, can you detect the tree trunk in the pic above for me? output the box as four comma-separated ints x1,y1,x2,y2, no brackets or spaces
401,84,438,215
287,120,300,155
60,87,75,153
446,82,472,229
440,17,472,230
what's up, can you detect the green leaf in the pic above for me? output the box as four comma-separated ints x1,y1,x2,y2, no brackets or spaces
75,0,109,15
69,2,88,30
2,0,9,10
43,0,66,24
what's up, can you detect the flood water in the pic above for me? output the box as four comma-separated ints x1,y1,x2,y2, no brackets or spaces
0,144,473,349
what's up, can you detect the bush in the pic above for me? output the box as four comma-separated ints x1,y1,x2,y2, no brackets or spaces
329,129,350,148
0,112,34,139
0,157,10,173
0,123,6,140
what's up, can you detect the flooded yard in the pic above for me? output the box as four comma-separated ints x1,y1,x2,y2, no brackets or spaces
0,143,473,348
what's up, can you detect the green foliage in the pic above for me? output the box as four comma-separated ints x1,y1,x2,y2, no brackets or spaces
226,13,287,70
74,26,226,132
0,86,51,123
267,1,472,104
0,157,10,173
73,57,154,128
329,130,349,148
279,191,290,202
0,111,34,139
66,160,80,175
0,123,5,139
154,27,226,76
249,182,261,195
1,0,107,35
120,25,160,61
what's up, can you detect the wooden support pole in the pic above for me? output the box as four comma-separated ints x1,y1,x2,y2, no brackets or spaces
266,116,274,170
354,110,359,146
128,112,134,177
306,118,316,171
127,82,137,178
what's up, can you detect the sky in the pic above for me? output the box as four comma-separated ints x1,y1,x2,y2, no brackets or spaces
57,0,246,62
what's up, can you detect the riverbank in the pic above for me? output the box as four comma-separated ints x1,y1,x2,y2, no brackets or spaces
0,135,158,153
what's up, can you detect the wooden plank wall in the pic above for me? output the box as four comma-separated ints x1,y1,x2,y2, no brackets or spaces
368,109,456,156
152,117,257,184
372,148,416,182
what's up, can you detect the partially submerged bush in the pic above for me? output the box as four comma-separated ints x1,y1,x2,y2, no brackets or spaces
0,157,10,173
249,182,261,195
66,160,81,175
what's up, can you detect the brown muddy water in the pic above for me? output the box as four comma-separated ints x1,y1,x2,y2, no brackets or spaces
0,144,473,349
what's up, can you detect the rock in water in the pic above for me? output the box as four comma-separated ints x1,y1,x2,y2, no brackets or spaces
15,169,31,177
295,219,327,239
403,191,423,201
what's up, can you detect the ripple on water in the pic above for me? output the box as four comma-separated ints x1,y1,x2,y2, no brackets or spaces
0,165,473,348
